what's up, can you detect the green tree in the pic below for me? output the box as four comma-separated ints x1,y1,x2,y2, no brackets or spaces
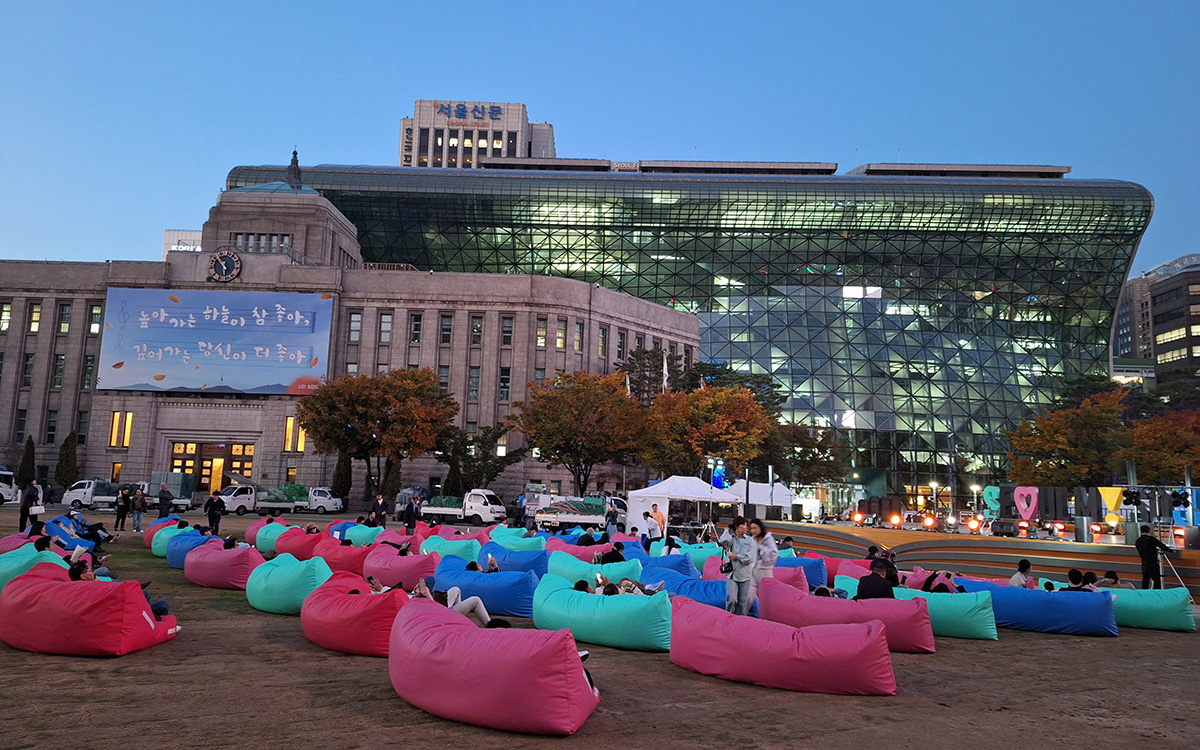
330,452,352,500
510,372,643,495
16,435,35,487
682,362,786,415
436,424,527,492
617,347,685,405
1004,389,1129,488
640,386,772,477
776,422,845,485
55,431,80,489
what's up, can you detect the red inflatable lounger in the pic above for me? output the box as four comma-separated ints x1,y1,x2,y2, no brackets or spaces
0,531,36,555
274,528,326,561
389,599,599,735
363,548,440,590
0,563,179,656
758,577,935,653
670,596,896,695
245,517,288,547
143,517,179,548
184,541,265,590
311,537,372,575
301,571,410,656
773,566,809,591
544,537,613,562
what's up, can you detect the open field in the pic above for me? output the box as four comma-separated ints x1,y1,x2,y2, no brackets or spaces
0,508,1196,750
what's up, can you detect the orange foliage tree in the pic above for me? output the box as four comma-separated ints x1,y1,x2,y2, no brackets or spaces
1118,410,1200,485
640,386,772,478
1004,389,1129,488
508,372,644,495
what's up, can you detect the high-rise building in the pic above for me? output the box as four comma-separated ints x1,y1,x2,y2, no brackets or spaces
1112,274,1154,360
1149,268,1200,375
399,100,555,169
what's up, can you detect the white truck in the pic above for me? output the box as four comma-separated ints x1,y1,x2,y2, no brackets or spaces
420,489,507,525
62,479,154,511
219,484,343,516
0,470,16,505
533,494,627,531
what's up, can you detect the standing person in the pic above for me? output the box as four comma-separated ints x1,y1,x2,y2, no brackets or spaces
514,492,526,529
157,484,175,519
642,511,662,551
204,491,226,535
650,503,668,541
747,518,778,606
604,504,619,539
131,488,147,532
403,494,419,535
1134,525,1172,589
719,516,755,615
18,479,42,532
114,487,131,532
370,493,389,529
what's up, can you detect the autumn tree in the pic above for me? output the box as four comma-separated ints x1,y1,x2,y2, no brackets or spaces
617,347,685,405
1004,389,1130,488
509,372,643,496
640,386,772,478
297,369,459,502
436,424,528,493
1118,410,1200,485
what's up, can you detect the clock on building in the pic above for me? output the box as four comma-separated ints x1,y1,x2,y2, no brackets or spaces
208,249,242,282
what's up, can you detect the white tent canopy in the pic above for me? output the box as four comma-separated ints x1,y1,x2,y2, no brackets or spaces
727,480,796,508
627,475,737,528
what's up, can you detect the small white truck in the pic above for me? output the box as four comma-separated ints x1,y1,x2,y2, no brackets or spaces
420,489,507,525
533,494,627,531
62,479,154,511
0,470,16,505
219,484,343,516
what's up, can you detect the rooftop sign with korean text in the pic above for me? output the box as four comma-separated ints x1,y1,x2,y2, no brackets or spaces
97,288,333,395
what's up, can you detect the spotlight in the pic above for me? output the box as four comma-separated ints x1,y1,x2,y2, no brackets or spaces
890,514,901,526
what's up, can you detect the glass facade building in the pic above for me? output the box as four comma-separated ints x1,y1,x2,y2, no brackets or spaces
228,164,1153,492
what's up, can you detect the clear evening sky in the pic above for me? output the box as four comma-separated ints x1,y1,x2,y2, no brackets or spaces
1,2,1196,273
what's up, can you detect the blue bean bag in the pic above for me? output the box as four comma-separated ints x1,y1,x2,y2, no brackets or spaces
166,530,215,569
620,542,650,561
834,575,997,640
1108,587,1196,632
45,517,94,552
421,535,482,562
958,579,1118,636
777,555,827,588
329,521,357,539
434,556,538,617
246,553,333,615
546,550,642,585
0,546,69,591
344,525,386,547
478,542,549,579
488,534,547,552
533,574,671,651
644,554,700,579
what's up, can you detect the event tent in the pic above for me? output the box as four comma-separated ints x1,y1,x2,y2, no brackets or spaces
726,480,797,508
627,476,738,527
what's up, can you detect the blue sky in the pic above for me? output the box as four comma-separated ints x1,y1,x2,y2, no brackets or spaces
2,2,1196,273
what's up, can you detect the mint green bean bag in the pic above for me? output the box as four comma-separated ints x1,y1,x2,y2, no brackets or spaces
1109,587,1196,631
254,522,297,554
651,542,723,570
152,524,192,557
489,534,546,552
778,546,797,558
547,550,642,584
246,553,333,615
533,574,670,651
835,575,998,640
489,526,529,540
421,535,483,562
344,525,385,547
0,546,69,590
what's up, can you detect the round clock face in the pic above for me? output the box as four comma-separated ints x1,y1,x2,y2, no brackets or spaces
209,250,242,282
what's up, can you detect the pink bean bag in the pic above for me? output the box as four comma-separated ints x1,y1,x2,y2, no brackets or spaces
301,571,410,656
389,599,598,735
363,548,441,590
184,540,265,589
702,556,724,581
373,529,422,548
0,563,179,656
670,596,896,695
544,537,613,562
611,532,640,543
774,565,809,591
245,517,287,547
312,537,372,575
274,528,326,561
0,531,35,554
144,517,177,548
758,577,935,653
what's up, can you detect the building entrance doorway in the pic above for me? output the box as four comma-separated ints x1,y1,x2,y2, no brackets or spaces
171,441,255,493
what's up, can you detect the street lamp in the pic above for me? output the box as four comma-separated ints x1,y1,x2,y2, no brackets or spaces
705,456,725,522
928,481,939,513
970,484,981,513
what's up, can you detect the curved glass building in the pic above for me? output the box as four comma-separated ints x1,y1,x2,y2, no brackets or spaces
227,164,1153,493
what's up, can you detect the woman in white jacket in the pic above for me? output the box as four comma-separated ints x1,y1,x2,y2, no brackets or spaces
748,518,778,607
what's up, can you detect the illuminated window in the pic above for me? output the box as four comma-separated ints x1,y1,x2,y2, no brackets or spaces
109,410,135,448
536,317,547,347
379,312,393,343
0,302,10,331
501,316,514,346
470,315,483,345
496,432,508,457
88,304,102,334
284,416,296,452
1155,327,1186,345
28,303,41,333
58,304,71,334
111,462,122,483
1156,348,1188,364
1191,325,1200,337
556,318,566,349
346,363,358,375
285,467,297,484
123,412,133,447
348,311,362,342
574,322,584,352
409,313,423,343
52,354,65,388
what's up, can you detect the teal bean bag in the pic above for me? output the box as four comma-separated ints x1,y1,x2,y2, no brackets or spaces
489,534,546,552
152,524,192,557
834,575,998,640
675,543,723,570
546,550,642,585
255,523,296,554
489,526,529,540
421,535,483,562
344,525,385,547
0,547,69,591
533,574,671,651
778,547,797,558
246,553,333,615
1109,587,1196,632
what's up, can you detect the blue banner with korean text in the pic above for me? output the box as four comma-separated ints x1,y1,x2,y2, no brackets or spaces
97,288,334,395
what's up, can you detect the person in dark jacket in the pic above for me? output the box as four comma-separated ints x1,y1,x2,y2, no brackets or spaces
114,487,131,532
1134,525,1172,589
370,493,389,528
157,484,175,518
403,497,419,534
204,492,226,535
853,559,896,600
18,480,42,532
600,542,626,565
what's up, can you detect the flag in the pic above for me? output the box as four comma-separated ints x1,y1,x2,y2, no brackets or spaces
661,349,669,392
625,372,631,395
